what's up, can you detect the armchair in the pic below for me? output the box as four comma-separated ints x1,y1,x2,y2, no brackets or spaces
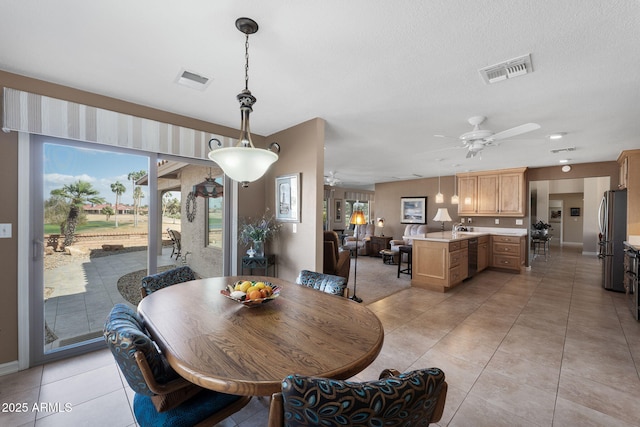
140,265,196,299
104,304,250,426
343,223,375,255
390,224,428,262
267,367,447,427
323,231,350,282
296,270,348,297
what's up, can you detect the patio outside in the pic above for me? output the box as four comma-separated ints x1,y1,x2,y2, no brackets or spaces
43,213,181,350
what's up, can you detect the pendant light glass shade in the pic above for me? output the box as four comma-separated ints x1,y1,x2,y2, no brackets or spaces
451,174,459,204
435,159,444,203
208,148,277,184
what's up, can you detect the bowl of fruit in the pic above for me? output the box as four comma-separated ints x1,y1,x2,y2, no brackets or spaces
220,280,280,307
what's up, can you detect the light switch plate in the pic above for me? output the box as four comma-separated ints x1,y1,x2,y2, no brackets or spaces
292,223,297,233
0,223,11,238
515,219,523,225
495,219,500,225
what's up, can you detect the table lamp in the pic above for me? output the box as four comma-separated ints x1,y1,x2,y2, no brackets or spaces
349,208,367,303
376,218,385,236
433,208,452,232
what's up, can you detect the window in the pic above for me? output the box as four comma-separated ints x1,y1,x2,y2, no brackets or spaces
344,200,370,227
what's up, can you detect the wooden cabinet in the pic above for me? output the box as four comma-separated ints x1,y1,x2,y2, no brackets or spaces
412,239,468,292
618,154,629,189
490,235,525,272
619,150,640,237
458,175,477,215
368,235,392,256
478,235,489,272
456,167,526,217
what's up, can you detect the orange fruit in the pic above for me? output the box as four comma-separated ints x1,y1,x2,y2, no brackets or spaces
248,290,262,301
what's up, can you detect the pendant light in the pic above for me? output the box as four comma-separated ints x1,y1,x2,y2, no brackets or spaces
208,18,279,188
435,159,444,204
451,166,459,204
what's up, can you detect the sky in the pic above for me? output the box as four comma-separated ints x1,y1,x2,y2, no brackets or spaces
44,143,152,206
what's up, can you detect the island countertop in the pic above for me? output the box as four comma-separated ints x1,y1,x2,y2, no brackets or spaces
413,228,528,243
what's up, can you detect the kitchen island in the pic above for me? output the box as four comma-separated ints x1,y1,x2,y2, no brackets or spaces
411,229,527,292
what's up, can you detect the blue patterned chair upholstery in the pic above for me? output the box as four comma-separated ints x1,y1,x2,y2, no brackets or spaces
140,265,196,299
295,270,348,297
267,368,447,427
104,304,250,426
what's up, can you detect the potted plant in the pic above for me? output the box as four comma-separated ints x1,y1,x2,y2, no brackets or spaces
531,220,552,238
239,211,282,257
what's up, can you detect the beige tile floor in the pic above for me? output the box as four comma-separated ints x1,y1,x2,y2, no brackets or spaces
2,246,640,426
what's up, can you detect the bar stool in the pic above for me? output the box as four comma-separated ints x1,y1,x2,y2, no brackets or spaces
532,235,552,261
397,245,412,278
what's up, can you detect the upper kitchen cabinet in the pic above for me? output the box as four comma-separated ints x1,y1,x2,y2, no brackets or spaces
458,175,478,215
456,167,527,217
618,149,640,237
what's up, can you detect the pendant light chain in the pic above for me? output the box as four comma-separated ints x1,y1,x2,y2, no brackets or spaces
244,33,250,91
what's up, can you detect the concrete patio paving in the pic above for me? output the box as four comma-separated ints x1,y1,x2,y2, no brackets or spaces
44,247,176,351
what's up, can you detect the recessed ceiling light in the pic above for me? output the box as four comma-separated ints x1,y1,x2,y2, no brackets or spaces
549,132,567,140
562,165,572,173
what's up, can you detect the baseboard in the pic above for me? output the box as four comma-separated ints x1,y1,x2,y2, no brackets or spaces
0,360,20,376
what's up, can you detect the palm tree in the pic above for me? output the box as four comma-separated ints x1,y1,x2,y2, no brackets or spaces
111,181,126,227
133,186,145,227
101,205,114,221
127,170,146,226
50,180,105,247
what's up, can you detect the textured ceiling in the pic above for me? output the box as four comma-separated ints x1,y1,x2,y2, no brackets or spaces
2,0,640,189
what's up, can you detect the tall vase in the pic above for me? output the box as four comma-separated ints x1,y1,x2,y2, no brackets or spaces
253,240,265,257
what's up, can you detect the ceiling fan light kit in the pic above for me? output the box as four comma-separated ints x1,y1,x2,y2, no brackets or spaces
452,115,541,159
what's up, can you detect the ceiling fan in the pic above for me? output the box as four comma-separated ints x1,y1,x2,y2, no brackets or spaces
455,116,540,158
325,171,341,186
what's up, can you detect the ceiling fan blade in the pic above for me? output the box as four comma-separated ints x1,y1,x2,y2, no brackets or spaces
466,150,475,159
491,123,540,141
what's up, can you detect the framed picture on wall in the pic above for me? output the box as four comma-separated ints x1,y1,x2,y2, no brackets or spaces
570,207,580,217
334,199,342,222
401,196,427,224
275,173,301,222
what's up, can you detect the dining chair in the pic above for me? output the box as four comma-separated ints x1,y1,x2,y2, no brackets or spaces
104,304,251,427
167,228,182,259
267,367,447,427
140,265,196,299
295,270,349,297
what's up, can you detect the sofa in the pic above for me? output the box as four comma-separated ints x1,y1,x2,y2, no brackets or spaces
343,223,375,255
323,231,351,283
390,224,428,261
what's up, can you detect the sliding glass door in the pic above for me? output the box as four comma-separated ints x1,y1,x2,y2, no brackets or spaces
29,136,231,365
30,136,155,363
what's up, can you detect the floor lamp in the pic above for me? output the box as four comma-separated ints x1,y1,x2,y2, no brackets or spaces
349,208,367,303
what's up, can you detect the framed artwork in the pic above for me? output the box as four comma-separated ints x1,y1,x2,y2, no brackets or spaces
570,207,580,217
401,196,427,224
275,173,301,222
334,199,343,222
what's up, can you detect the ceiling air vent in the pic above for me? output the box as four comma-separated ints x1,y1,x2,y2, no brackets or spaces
550,147,576,154
479,54,533,84
175,68,212,91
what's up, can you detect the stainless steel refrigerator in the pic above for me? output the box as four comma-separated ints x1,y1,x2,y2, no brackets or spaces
598,189,627,292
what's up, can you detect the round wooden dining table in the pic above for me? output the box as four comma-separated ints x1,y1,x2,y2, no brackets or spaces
137,276,384,396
